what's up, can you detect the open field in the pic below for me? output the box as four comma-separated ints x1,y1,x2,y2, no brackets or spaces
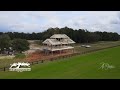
75,41,120,53
0,41,120,68
0,46,120,79
0,55,15,59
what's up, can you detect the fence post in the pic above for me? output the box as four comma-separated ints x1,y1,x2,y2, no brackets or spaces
41,60,44,63
4,67,5,71
36,61,38,64
31,62,33,65
50,58,53,61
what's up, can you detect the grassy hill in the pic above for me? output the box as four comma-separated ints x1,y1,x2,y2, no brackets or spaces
0,46,120,79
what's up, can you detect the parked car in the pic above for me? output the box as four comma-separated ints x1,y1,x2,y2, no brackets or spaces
81,45,86,47
85,45,91,48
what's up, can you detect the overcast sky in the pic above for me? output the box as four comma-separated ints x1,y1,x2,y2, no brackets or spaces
0,11,120,34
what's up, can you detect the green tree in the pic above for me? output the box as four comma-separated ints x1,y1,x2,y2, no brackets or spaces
0,34,11,51
12,39,30,53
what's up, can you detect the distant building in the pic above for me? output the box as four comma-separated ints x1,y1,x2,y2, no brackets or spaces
42,34,75,55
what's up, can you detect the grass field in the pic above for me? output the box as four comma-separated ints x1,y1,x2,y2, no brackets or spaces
0,54,27,68
75,41,120,53
0,41,120,68
0,46,120,79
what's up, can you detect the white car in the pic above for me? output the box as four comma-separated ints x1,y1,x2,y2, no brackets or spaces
81,45,86,47
85,45,91,48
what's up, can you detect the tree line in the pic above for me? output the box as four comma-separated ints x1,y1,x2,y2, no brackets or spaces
0,26,120,44
0,34,29,54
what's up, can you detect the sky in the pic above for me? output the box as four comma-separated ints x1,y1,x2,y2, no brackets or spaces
0,11,120,34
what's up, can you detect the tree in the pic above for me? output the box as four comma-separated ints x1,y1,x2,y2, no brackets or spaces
0,27,119,43
12,39,30,53
0,34,11,51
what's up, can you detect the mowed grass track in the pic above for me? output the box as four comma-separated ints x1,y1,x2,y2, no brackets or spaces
0,46,120,79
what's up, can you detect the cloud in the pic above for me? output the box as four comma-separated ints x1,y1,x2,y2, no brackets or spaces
0,11,120,34
109,12,120,24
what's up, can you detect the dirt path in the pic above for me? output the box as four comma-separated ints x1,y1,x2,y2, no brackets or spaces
25,50,74,62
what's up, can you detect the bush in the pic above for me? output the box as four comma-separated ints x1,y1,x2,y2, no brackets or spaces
0,34,11,51
12,39,30,53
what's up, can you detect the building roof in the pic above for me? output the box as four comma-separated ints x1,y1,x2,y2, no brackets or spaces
42,39,61,45
60,38,75,44
43,34,75,45
50,34,70,39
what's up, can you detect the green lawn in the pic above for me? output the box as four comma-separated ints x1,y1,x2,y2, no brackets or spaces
0,46,120,79
0,41,120,68
75,41,120,53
